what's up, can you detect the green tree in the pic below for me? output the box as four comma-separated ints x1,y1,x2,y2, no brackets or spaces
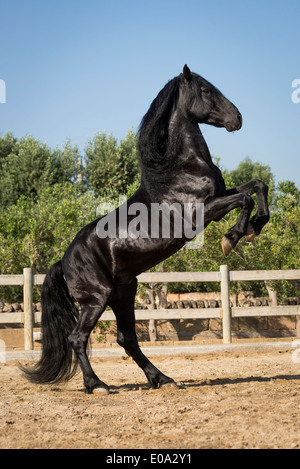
223,156,274,188
0,133,80,208
84,130,140,198
60,139,82,183
0,182,98,276
0,131,298,305
0,131,18,168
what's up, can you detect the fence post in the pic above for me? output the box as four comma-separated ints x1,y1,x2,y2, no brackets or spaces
23,268,34,350
220,264,232,344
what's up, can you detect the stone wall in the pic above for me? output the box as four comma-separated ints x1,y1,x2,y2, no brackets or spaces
0,293,299,349
92,314,299,345
92,292,299,344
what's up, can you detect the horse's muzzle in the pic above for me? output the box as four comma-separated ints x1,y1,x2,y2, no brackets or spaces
225,112,242,132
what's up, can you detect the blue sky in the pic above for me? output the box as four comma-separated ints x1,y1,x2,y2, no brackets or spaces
0,0,299,186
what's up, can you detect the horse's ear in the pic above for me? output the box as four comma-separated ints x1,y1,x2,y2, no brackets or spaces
183,64,192,81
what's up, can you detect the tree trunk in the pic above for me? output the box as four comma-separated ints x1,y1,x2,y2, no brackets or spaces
77,157,82,182
148,319,157,342
265,281,278,306
157,283,168,309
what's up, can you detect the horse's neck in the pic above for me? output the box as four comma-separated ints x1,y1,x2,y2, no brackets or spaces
140,112,219,200
170,112,214,169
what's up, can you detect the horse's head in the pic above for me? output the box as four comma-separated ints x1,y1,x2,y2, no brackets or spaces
179,65,242,132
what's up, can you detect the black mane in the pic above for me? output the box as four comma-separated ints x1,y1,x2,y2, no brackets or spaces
138,76,180,174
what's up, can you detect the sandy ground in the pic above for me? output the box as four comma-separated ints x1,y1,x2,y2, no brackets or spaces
0,346,300,449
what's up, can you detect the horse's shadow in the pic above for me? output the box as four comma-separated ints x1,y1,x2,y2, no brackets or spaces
179,374,300,389
68,373,300,395
114,373,300,393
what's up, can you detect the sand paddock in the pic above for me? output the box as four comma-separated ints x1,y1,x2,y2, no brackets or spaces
0,344,300,449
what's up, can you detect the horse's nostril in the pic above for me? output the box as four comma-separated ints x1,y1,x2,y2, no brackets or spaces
237,113,242,122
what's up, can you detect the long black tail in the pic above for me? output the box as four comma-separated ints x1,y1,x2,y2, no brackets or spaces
21,261,79,384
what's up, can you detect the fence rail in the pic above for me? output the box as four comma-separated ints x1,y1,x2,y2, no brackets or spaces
0,267,299,350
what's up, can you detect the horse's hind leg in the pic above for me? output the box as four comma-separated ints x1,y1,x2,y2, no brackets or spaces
68,288,112,394
109,279,175,389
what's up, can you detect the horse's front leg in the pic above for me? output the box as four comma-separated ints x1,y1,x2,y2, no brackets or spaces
205,192,255,256
226,179,269,241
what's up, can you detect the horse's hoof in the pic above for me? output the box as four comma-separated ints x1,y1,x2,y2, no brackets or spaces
221,236,233,257
160,381,178,390
92,386,110,395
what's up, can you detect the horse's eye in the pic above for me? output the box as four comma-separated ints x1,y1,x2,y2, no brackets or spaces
202,87,211,95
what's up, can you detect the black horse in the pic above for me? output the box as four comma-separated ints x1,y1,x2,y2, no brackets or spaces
22,65,269,393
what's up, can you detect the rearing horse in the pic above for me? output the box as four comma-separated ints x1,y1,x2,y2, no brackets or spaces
22,65,269,393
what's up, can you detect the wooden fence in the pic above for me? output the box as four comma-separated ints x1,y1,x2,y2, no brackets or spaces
0,266,299,350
